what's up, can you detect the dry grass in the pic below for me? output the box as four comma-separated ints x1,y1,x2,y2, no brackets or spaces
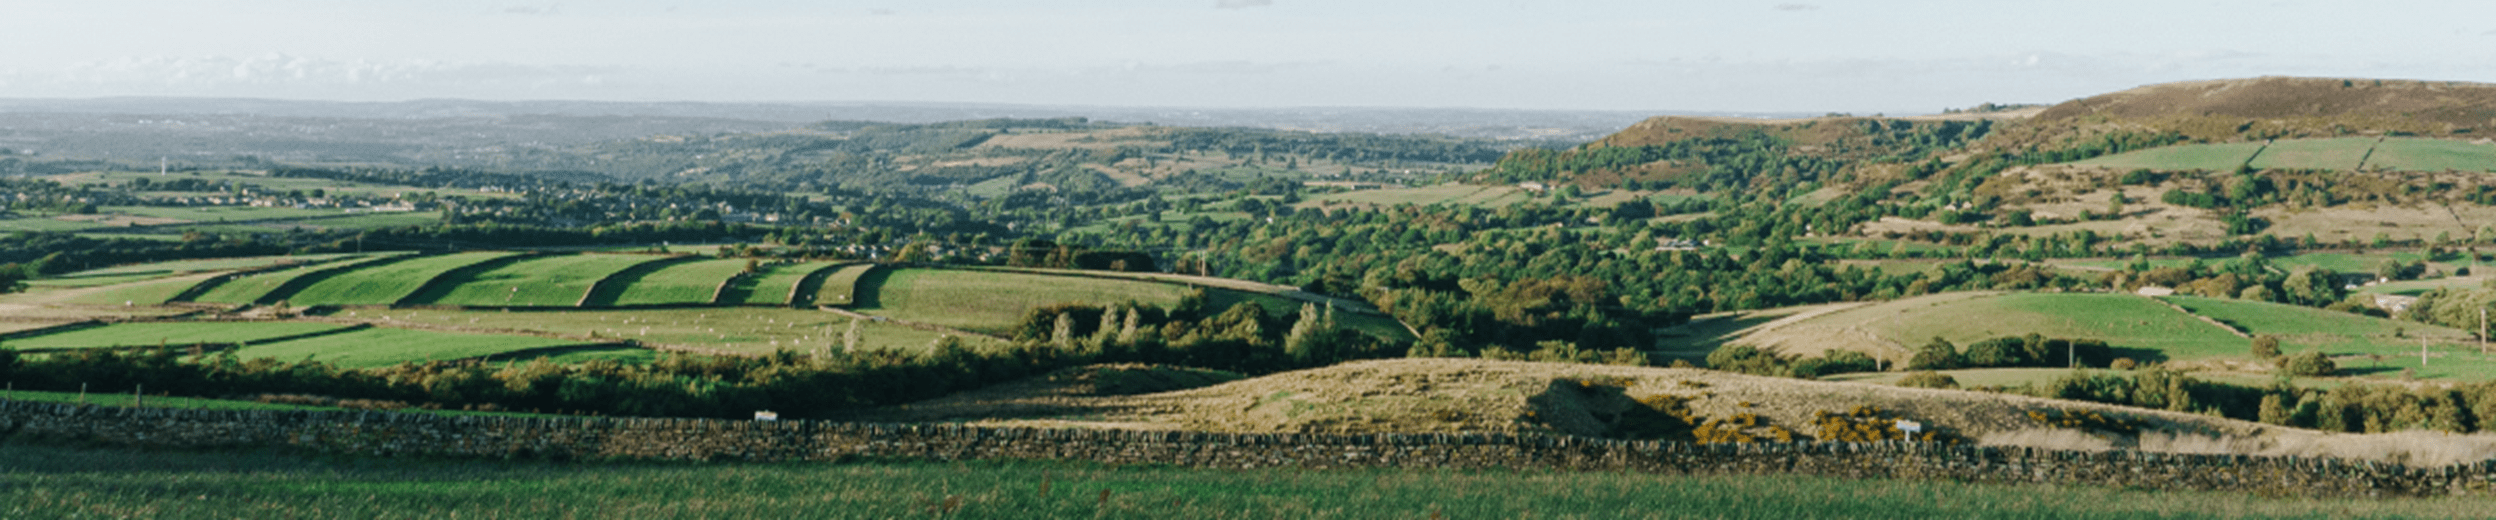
866,358,2274,441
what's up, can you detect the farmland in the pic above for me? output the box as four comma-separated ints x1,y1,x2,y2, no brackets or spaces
229,327,597,368
736,261,844,306
2161,295,2488,379
813,263,879,307
593,257,745,306
850,268,1192,335
1727,292,2246,363
61,272,222,306
3,322,348,350
370,307,1000,355
2064,137,2496,173
283,252,520,306
2071,141,2265,170
408,254,664,307
188,254,407,305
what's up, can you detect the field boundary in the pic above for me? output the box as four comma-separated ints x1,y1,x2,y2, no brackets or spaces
1,401,2488,498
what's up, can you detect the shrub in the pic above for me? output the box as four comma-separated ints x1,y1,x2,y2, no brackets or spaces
1788,350,1879,378
1905,337,1962,370
2110,358,2138,370
2250,336,2283,359
2279,350,2338,376
1961,338,2024,367
1896,371,1958,389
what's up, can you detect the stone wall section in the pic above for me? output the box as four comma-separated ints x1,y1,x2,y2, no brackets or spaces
3,400,2490,497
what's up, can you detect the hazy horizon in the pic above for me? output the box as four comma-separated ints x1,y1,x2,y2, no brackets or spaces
6,1,2494,114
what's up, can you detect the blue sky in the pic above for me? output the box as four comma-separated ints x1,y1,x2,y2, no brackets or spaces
5,0,2492,113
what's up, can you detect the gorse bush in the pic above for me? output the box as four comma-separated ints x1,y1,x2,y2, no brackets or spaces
1907,335,2113,371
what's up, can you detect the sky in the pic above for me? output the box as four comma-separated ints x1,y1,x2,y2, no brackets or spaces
4,0,2493,114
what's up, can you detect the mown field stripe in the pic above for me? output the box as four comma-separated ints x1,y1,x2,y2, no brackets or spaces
577,255,704,307
394,253,548,306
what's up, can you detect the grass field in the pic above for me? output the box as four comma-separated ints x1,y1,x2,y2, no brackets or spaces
815,264,879,307
2072,141,2265,170
4,322,348,350
69,254,365,278
0,216,103,232
1877,293,2243,360
6,446,2491,519
21,271,178,289
285,252,520,306
852,268,1191,336
410,254,666,307
2365,137,2496,172
60,273,222,306
2248,137,2377,171
278,211,443,230
738,261,844,306
602,258,745,306
229,327,596,368
102,205,345,222
2160,296,2489,380
189,254,406,305
374,307,999,355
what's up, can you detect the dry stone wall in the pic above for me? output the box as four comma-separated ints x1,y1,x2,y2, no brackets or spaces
3,400,2490,497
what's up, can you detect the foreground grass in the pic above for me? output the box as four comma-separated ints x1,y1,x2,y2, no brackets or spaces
2,445,2489,519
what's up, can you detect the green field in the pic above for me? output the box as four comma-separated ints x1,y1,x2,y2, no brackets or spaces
601,258,746,306
102,205,346,222
0,216,103,232
2267,251,2442,273
281,211,443,229
815,264,879,307
2072,141,2266,170
2161,296,2488,380
1867,293,2244,361
230,327,596,368
5,322,348,350
2247,137,2377,171
285,252,520,306
2365,137,2496,172
189,254,406,305
738,261,844,306
21,271,177,289
71,254,365,278
381,307,998,355
5,446,2490,519
853,268,1191,335
410,254,666,307
61,273,221,305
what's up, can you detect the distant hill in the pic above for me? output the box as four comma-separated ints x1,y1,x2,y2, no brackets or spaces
1986,76,2496,151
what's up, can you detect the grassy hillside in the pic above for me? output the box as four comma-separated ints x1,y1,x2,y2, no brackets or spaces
59,272,223,306
601,257,746,306
5,322,348,350
2001,77,2496,150
229,327,597,368
814,264,878,307
284,252,519,306
736,261,843,306
851,268,1189,336
2161,296,2484,379
376,307,999,355
189,254,405,305
406,254,662,307
1729,292,2241,364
